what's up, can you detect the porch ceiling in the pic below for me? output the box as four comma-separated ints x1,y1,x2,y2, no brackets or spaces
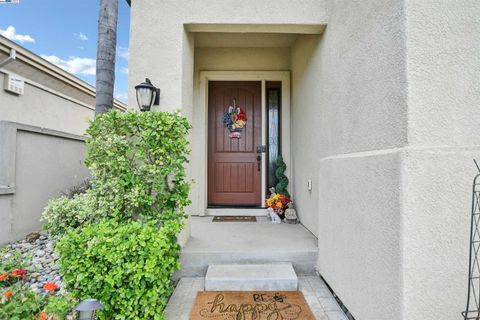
195,32,299,48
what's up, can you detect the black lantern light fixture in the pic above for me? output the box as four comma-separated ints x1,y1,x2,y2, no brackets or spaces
134,78,160,112
75,298,104,320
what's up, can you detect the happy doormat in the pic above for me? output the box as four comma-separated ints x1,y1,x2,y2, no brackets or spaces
189,291,315,320
213,216,257,222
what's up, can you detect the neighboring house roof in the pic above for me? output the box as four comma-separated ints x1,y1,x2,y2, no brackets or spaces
0,35,127,111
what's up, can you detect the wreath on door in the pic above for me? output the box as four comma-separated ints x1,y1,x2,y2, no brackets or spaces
223,99,247,138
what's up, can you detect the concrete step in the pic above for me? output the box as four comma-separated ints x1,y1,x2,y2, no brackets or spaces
174,217,318,280
177,248,317,279
205,263,298,291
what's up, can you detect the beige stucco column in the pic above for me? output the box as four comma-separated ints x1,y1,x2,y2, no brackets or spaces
401,1,480,319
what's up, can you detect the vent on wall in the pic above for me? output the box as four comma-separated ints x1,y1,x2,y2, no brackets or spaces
4,73,24,95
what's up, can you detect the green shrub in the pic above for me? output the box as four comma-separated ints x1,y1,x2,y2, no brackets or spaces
42,110,191,234
0,285,43,320
42,191,97,236
42,293,77,319
85,110,192,223
275,155,290,197
51,110,192,319
56,219,182,320
0,249,26,277
9,110,193,319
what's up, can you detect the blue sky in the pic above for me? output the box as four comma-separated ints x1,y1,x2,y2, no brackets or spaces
0,0,131,103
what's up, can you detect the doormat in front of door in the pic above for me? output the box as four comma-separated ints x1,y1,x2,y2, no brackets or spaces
213,216,257,222
189,291,315,320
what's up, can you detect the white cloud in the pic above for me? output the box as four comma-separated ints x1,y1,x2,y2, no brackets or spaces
0,26,35,43
119,67,128,74
117,46,129,60
115,92,128,102
41,55,96,76
74,32,88,41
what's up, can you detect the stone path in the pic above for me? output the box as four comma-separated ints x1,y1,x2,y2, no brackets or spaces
165,276,349,320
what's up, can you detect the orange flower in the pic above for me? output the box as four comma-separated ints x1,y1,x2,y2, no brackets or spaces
39,312,47,320
10,268,27,277
0,272,7,281
43,282,59,292
4,291,13,298
276,201,283,208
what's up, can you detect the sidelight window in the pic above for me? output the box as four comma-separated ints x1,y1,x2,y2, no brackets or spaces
266,82,281,195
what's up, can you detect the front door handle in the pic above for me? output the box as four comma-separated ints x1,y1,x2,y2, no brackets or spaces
256,155,261,171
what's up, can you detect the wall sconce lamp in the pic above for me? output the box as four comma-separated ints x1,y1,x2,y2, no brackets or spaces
134,78,160,112
75,298,104,320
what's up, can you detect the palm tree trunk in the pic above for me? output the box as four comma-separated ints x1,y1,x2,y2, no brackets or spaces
95,0,118,115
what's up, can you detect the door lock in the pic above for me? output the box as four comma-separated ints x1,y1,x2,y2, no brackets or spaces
256,145,265,171
256,145,267,153
256,155,262,171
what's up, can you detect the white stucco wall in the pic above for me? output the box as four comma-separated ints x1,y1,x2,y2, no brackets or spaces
0,72,93,135
291,0,408,319
320,151,404,319
129,0,480,319
401,1,480,319
291,35,322,236
293,1,479,319
0,123,89,245
13,130,89,238
128,0,326,111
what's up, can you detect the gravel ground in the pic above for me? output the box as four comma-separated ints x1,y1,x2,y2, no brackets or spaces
2,232,67,295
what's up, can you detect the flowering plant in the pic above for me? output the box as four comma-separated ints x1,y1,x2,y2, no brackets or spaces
265,192,292,216
0,252,76,319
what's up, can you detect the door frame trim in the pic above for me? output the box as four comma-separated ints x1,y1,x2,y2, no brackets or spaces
199,71,291,215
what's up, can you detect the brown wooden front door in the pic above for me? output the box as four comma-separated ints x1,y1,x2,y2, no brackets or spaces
208,81,262,206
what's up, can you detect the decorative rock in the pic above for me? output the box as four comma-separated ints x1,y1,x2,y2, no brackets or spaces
35,249,45,257
2,231,67,295
26,232,41,243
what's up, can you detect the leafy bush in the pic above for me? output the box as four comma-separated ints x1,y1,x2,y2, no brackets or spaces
52,110,192,319
42,110,191,234
42,191,97,236
85,110,191,223
56,219,182,320
42,293,77,320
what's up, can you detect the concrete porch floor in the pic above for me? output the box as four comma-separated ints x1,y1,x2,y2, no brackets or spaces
165,276,349,320
177,216,319,278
